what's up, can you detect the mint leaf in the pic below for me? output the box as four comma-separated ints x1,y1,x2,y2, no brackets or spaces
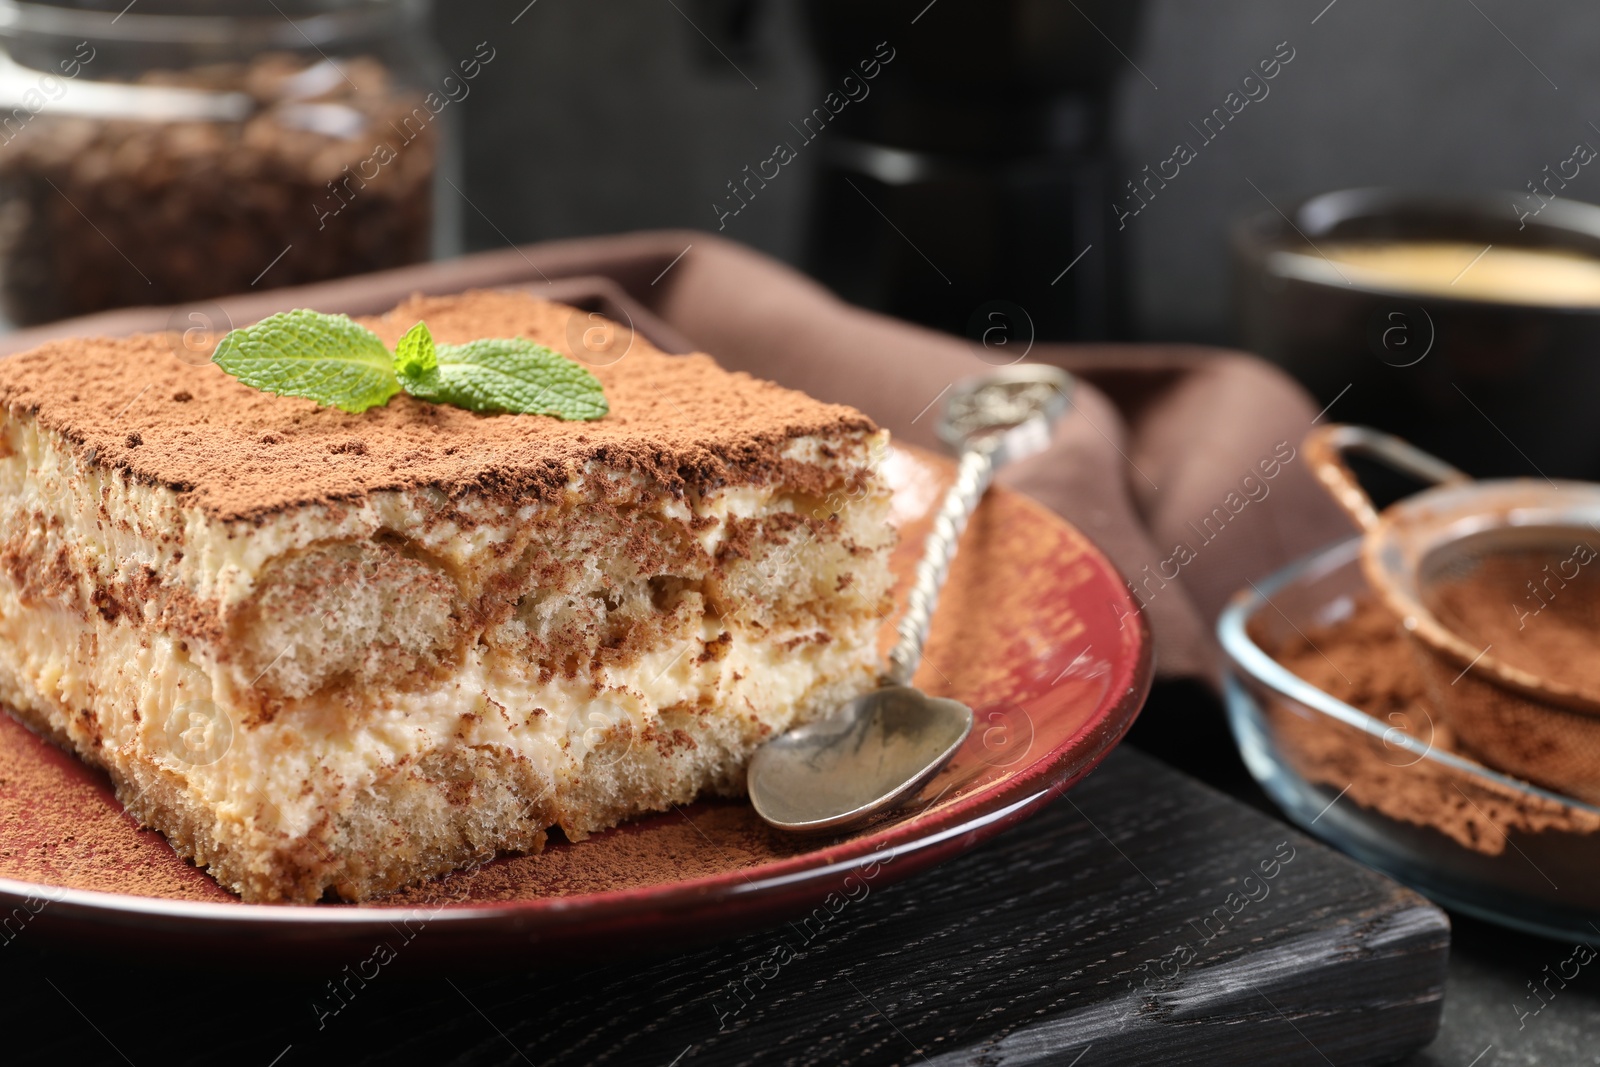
397,337,609,420
212,309,399,414
394,321,435,379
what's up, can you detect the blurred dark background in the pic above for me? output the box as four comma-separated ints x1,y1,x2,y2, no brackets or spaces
412,0,1600,485
434,0,1600,344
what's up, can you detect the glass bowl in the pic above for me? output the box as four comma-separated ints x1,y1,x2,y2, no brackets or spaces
1220,535,1600,941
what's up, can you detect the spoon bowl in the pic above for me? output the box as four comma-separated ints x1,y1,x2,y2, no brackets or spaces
747,687,973,833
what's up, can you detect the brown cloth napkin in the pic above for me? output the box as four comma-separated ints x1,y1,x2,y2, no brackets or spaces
0,231,1355,686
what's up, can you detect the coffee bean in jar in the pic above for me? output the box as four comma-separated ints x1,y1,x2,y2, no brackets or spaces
0,1,454,326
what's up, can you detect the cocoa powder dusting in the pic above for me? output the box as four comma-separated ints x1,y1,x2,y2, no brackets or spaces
0,290,878,523
1258,595,1600,855
0,713,232,900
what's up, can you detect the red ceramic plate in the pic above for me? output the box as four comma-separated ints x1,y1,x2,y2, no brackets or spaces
0,444,1150,963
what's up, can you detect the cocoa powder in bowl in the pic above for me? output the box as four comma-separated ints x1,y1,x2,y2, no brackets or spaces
1254,595,1600,854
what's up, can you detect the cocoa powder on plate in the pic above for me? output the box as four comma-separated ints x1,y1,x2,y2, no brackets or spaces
0,712,230,901
379,804,815,906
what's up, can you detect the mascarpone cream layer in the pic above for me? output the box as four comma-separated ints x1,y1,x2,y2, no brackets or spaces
0,572,878,840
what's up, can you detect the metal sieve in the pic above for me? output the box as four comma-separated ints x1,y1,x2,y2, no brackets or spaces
1306,423,1600,804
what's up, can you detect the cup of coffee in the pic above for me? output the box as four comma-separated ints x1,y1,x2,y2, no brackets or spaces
1234,188,1600,481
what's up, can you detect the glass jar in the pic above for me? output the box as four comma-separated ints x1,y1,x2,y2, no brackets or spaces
0,0,460,325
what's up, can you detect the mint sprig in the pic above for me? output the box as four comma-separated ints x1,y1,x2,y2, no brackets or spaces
210,311,608,420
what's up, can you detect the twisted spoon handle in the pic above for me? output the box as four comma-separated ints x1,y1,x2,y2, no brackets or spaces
883,443,996,687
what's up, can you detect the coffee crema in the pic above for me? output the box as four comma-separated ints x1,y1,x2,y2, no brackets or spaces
1272,241,1600,306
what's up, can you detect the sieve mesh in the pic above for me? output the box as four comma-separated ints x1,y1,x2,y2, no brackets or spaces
1408,524,1600,802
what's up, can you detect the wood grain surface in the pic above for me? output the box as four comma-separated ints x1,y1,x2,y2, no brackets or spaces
1,746,1448,1066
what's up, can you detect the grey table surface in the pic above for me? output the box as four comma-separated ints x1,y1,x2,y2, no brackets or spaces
1396,914,1600,1067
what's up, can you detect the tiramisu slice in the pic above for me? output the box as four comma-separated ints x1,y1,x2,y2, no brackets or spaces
0,291,893,902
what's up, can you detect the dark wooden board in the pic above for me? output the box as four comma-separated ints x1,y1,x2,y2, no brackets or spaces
1,747,1448,1066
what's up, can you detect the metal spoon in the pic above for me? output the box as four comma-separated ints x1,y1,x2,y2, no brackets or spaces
748,364,1074,833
